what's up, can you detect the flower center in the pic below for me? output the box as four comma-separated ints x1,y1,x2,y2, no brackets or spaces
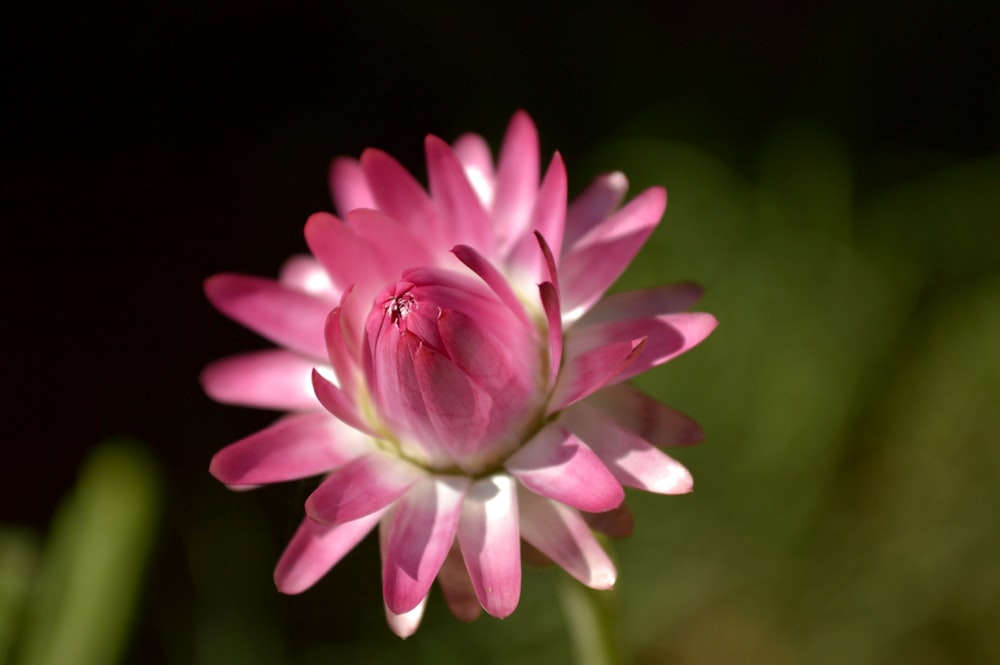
386,293,416,328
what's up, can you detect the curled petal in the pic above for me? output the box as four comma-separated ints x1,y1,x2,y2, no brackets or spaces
506,426,623,513
200,349,318,411
210,412,368,488
452,244,533,329
312,369,377,436
458,475,521,618
539,281,563,387
306,451,423,525
563,402,693,494
204,273,330,359
518,488,617,590
382,475,469,614
586,383,704,447
274,511,384,595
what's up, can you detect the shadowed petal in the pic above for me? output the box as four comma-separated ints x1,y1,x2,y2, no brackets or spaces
200,349,318,411
577,282,705,326
568,312,717,385
210,412,369,488
564,171,629,247
306,451,423,525
560,186,667,318
563,402,693,494
518,488,617,589
382,475,469,614
204,274,330,359
458,475,521,618
274,511,384,594
506,426,623,513
586,383,704,447
438,545,482,622
329,157,376,216
583,501,635,539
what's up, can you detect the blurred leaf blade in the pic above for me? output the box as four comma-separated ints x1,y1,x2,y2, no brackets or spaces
16,441,161,665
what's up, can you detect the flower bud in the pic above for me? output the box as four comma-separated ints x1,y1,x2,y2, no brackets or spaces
363,268,542,472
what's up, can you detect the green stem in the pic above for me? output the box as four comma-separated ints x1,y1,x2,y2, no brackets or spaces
558,574,623,665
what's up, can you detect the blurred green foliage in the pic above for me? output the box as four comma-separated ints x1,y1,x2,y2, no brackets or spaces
1,442,160,665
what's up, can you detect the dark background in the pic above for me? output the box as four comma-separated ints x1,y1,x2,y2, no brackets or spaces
3,1,998,663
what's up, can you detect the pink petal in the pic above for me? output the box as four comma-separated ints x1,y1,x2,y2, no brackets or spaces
278,255,338,300
560,186,667,318
452,132,495,207
505,153,567,280
577,282,705,326
200,349,318,411
458,475,521,618
204,273,331,359
210,412,369,488
425,135,495,255
382,475,469,614
563,402,693,494
274,511,384,594
493,110,539,251
329,156,376,216
548,337,647,412
567,312,718,386
303,212,385,295
586,383,704,447
344,208,438,277
438,544,483,622
564,171,629,247
312,369,377,437
517,488,617,589
322,305,360,397
306,451,423,525
505,425,624,513
360,148,445,251
412,342,496,465
384,597,427,639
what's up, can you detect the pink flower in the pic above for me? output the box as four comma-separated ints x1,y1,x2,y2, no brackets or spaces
203,111,716,636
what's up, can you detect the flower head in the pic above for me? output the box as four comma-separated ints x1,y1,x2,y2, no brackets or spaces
203,111,716,636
